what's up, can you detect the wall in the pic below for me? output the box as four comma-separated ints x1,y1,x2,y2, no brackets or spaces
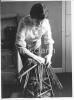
1,1,62,69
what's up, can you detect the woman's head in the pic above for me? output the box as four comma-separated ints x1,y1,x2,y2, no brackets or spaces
30,3,45,21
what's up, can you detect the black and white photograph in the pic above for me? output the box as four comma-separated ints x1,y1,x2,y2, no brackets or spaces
1,0,72,98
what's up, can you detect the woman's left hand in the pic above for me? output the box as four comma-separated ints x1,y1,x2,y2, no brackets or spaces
45,55,51,65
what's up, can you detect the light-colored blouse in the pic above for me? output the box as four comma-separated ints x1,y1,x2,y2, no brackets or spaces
15,16,54,56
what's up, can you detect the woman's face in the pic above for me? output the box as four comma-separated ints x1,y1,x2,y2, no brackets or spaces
32,18,40,26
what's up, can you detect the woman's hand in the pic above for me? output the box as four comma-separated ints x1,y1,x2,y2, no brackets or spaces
36,56,45,65
45,55,51,65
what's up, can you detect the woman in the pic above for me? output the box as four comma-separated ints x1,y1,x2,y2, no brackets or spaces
15,3,54,96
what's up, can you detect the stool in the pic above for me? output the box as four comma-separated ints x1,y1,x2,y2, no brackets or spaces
18,63,54,97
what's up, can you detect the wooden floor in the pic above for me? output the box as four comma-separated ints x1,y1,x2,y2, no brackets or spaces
1,72,72,98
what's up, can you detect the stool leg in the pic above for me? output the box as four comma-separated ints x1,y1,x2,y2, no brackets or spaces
23,71,30,89
37,65,43,96
35,67,38,83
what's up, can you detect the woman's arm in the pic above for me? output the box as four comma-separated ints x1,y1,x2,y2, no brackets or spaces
42,19,54,64
15,19,45,64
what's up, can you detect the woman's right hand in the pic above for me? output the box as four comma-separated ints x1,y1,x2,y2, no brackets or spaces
36,56,45,65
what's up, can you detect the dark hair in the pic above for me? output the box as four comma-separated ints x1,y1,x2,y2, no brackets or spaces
30,3,45,20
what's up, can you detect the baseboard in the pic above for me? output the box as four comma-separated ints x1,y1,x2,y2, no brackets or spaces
52,68,64,73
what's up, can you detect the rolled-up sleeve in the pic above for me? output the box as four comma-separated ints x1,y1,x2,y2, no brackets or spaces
42,19,54,45
15,19,26,54
42,19,54,57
